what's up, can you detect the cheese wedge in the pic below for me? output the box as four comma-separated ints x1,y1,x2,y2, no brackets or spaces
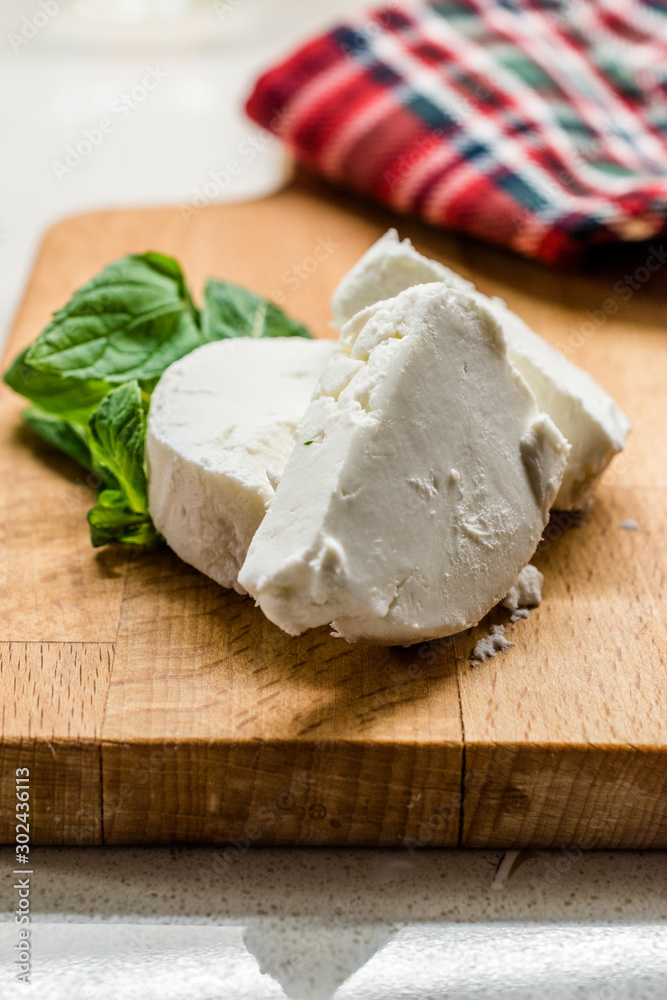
332,230,629,509
239,285,569,644
147,337,335,592
331,229,475,328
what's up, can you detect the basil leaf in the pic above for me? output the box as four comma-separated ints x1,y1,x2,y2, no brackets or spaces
5,348,112,423
202,279,312,341
16,252,202,385
86,385,163,548
22,406,94,471
88,381,148,513
88,492,160,548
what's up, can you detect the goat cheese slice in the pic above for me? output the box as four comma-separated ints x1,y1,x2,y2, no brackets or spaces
331,229,475,329
238,284,569,645
332,230,630,509
147,337,335,593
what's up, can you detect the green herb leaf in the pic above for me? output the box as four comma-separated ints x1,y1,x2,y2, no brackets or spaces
5,348,112,423
88,492,161,548
25,252,201,382
88,381,149,513
4,254,203,424
202,279,312,341
86,386,164,548
22,406,94,471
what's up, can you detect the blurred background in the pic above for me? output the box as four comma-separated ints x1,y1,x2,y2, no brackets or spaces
0,0,365,346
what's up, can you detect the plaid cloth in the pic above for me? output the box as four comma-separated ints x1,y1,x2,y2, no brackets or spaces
246,1,667,265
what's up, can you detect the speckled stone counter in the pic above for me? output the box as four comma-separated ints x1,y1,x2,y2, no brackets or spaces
1,847,666,998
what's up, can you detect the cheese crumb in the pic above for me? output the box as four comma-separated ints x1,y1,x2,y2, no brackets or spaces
471,625,514,662
502,564,544,612
619,519,639,531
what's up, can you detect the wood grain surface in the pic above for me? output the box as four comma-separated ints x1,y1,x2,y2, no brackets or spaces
0,171,665,847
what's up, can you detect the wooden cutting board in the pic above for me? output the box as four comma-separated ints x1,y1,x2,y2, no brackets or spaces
1,173,666,849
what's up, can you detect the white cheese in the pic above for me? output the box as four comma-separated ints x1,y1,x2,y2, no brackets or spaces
471,624,514,662
502,564,544,612
331,229,475,329
331,230,630,509
147,337,335,593
238,284,569,645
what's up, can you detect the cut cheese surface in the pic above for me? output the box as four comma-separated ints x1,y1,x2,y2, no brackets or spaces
239,285,569,645
147,337,335,592
332,230,630,509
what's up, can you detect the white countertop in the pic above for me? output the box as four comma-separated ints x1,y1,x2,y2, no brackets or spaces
1,3,666,996
1,846,666,998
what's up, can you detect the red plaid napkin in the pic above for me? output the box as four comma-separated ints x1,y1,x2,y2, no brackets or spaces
246,1,667,265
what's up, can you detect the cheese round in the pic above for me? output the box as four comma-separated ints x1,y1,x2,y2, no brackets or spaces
331,230,629,509
147,337,335,592
239,285,569,644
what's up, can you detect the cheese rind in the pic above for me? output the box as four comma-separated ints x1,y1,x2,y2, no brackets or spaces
332,230,630,508
239,285,569,644
147,337,335,592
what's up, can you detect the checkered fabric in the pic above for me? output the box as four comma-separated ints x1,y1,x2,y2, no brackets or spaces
246,1,667,264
